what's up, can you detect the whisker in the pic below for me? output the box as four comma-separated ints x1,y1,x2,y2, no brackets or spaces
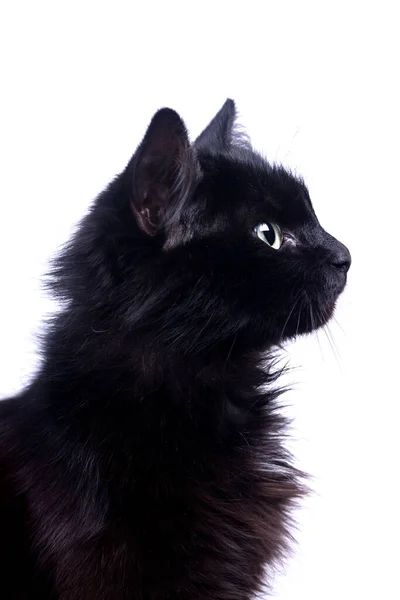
307,293,324,360
333,315,346,336
322,324,341,365
279,291,302,342
222,335,237,379
295,298,303,337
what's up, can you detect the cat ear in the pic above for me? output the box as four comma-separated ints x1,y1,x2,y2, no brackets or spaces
130,108,198,236
194,99,250,154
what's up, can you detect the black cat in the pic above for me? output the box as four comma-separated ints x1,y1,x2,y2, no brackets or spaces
0,100,350,599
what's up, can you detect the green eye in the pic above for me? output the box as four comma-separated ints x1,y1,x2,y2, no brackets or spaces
254,222,282,249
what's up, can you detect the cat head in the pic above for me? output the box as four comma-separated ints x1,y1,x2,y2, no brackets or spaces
57,100,350,355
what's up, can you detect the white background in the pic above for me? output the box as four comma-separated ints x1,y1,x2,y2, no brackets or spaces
0,2,399,598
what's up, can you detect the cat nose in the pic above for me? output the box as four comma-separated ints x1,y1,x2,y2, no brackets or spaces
331,242,351,273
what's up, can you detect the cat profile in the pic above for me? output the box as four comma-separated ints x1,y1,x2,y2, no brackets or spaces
0,99,350,599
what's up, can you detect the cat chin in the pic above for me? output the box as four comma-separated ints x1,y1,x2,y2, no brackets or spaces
309,300,336,332
284,300,337,340
324,300,336,321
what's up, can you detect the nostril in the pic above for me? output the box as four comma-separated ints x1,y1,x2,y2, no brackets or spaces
332,245,351,273
333,258,351,272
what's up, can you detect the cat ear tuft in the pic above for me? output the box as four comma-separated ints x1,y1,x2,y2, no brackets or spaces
195,99,251,154
130,108,198,236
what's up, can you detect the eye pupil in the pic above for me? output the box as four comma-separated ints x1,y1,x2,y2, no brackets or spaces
262,225,276,245
254,222,282,249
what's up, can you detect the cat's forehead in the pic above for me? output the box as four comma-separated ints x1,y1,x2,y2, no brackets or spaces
196,152,315,225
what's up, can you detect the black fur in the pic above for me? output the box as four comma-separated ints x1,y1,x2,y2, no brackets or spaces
0,99,350,599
